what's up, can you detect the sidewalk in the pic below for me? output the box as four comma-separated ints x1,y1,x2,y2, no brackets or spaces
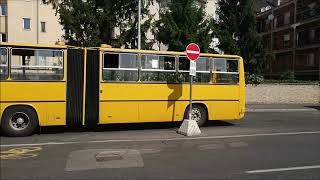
246,104,320,112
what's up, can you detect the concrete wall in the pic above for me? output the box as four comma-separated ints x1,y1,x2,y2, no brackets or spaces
246,84,320,104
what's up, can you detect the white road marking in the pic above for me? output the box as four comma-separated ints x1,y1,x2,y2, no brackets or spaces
1,131,320,148
246,165,320,173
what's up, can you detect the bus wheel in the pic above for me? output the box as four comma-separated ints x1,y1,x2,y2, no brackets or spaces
1,106,38,137
184,104,208,127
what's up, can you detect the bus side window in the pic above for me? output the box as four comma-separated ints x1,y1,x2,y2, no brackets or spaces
177,56,210,83
194,57,210,83
140,54,176,82
0,47,8,80
103,52,138,82
211,58,239,84
10,48,64,81
177,56,190,82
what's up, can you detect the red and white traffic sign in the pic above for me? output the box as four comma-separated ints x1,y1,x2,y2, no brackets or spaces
186,43,200,61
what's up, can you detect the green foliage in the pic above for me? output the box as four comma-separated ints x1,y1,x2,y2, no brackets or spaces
154,0,213,52
215,0,266,75
280,71,295,81
245,73,264,85
46,0,154,48
115,0,155,49
56,0,101,46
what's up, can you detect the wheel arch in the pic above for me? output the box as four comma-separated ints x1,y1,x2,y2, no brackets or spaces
1,104,39,126
183,102,209,120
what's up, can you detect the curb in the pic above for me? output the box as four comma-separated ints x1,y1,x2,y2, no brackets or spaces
246,108,319,112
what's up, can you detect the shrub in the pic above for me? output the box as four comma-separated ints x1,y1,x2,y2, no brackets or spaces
246,74,264,85
280,71,295,81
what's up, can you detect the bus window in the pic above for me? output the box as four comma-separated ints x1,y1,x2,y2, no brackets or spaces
0,47,8,80
103,52,138,82
10,48,63,80
211,59,239,84
177,56,190,82
194,57,210,83
178,56,210,83
140,54,176,82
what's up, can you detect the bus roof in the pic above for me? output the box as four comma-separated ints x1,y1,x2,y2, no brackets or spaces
0,42,241,59
99,47,241,59
0,42,68,49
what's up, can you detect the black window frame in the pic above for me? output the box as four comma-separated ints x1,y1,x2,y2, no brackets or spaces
0,47,8,80
102,51,139,82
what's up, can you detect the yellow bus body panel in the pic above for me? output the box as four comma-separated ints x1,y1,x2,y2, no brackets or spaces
99,83,242,124
0,82,66,126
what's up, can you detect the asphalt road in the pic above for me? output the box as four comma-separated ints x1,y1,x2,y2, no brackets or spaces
1,111,320,180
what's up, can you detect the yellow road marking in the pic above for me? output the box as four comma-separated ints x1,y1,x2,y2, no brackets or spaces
0,147,42,160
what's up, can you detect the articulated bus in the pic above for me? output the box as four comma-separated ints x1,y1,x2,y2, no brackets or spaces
0,43,245,136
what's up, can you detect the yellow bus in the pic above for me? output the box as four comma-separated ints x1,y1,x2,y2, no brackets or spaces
0,43,245,136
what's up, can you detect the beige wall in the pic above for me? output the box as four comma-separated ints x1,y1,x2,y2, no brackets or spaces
0,16,6,33
0,0,7,35
38,1,63,44
6,0,63,44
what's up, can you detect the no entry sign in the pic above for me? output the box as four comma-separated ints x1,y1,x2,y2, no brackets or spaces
186,43,200,61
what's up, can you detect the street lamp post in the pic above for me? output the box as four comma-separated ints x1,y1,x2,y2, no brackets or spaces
138,0,141,50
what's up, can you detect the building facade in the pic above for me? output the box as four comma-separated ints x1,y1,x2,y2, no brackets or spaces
0,0,218,51
0,0,63,44
256,0,320,80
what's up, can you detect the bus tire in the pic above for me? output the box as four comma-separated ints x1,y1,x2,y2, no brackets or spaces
184,104,207,127
1,106,38,137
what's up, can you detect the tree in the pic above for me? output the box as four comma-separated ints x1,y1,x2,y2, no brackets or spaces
154,0,213,52
114,0,155,49
215,0,266,74
45,0,154,48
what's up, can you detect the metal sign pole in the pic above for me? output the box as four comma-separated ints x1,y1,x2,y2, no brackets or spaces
189,75,193,121
177,43,201,136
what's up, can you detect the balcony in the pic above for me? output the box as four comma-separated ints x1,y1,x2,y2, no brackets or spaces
296,20,320,48
273,30,294,51
297,0,320,22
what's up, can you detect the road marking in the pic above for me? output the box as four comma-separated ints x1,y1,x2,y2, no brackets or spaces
1,131,320,148
0,147,42,160
198,143,225,150
246,108,318,112
246,165,320,173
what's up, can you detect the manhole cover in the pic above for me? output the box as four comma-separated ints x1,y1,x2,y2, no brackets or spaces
95,151,123,162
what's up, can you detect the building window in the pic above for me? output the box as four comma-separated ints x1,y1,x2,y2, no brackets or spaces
284,34,290,48
273,18,277,28
309,29,315,40
284,12,290,25
0,4,7,16
307,53,315,67
41,22,46,32
23,18,31,30
284,34,290,41
0,33,7,42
